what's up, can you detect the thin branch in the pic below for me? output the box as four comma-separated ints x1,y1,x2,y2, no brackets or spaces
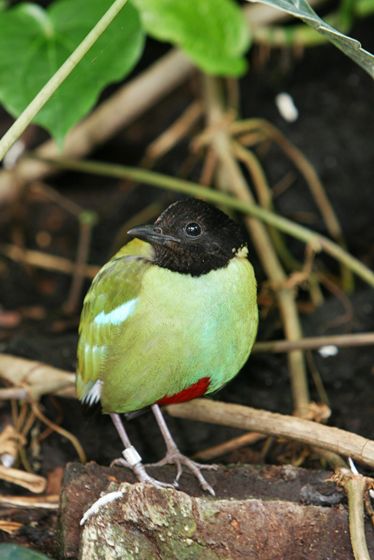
0,387,28,400
0,353,75,399
64,211,96,314
143,101,203,164
30,156,374,288
334,470,372,560
232,118,353,290
0,494,59,509
29,181,84,217
232,139,302,270
346,477,371,560
203,76,309,415
253,332,374,353
0,465,46,493
166,399,374,468
193,432,265,461
31,402,86,463
0,243,99,278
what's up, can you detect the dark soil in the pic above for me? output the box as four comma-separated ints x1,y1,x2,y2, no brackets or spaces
0,15,373,559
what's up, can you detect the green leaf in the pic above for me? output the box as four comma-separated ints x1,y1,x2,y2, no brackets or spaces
133,0,250,76
0,544,52,560
0,0,144,144
246,0,374,78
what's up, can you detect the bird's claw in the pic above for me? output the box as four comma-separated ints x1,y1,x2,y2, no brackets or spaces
147,450,216,495
111,456,177,489
111,457,131,469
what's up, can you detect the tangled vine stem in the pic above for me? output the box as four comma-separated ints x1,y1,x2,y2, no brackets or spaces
203,75,309,415
30,155,374,288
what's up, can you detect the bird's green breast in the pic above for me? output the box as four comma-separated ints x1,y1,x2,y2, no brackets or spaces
100,256,258,413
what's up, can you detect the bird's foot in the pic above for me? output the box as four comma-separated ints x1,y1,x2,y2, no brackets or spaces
111,456,177,490
148,448,217,496
81,455,177,526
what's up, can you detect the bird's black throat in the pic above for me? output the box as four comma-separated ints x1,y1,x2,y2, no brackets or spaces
152,242,243,276
151,199,248,276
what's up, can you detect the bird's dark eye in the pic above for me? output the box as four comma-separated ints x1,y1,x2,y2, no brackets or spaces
185,222,202,237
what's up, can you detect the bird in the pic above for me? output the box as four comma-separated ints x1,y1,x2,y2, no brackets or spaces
76,198,258,495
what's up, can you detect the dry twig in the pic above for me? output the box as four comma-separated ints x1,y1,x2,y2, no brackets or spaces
203,76,310,416
253,332,374,353
231,118,353,291
0,353,75,399
64,211,97,314
0,520,23,535
0,494,59,509
166,399,374,468
0,424,24,467
27,157,374,287
0,465,46,493
0,243,98,278
193,432,265,461
334,469,373,560
143,101,203,165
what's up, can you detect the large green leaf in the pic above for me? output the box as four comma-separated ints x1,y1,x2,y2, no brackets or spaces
133,0,250,76
0,544,51,560
0,0,144,143
246,0,374,78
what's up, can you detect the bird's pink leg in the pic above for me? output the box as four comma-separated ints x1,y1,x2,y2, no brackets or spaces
149,404,217,495
80,413,175,525
110,413,175,490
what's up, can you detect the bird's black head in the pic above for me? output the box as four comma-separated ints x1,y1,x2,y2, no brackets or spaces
127,199,247,276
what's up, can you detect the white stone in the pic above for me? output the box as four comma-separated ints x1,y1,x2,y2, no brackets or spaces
275,92,299,122
318,345,338,358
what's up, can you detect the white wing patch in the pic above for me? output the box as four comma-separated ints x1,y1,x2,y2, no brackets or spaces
94,298,138,326
82,380,103,406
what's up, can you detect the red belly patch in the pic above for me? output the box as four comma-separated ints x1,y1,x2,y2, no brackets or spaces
157,377,210,406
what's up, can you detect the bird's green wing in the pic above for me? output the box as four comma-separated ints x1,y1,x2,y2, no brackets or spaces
76,239,153,404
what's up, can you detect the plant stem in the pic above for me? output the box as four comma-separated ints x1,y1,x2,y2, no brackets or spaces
31,155,374,288
0,243,99,278
203,76,309,416
232,119,353,291
254,332,374,353
64,212,96,314
232,140,301,271
0,0,128,161
166,399,374,468
346,477,371,560
333,471,373,560
31,155,374,287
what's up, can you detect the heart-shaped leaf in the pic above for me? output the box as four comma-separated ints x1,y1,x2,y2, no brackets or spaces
133,0,251,76
0,0,145,144
246,0,374,78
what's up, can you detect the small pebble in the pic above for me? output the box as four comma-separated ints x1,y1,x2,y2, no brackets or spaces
275,92,299,122
318,345,338,358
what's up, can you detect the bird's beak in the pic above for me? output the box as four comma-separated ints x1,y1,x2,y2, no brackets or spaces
127,225,180,245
